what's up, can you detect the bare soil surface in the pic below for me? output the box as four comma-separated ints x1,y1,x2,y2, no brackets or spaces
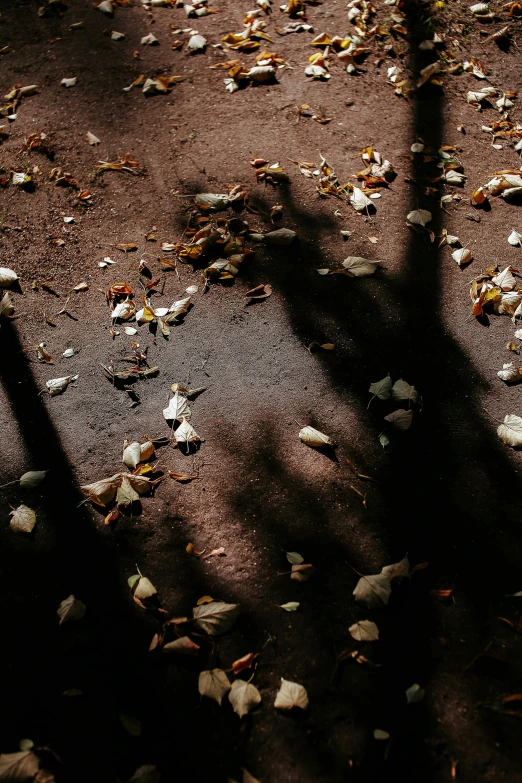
2,1,522,781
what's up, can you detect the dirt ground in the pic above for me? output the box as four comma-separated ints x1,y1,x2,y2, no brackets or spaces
2,0,522,781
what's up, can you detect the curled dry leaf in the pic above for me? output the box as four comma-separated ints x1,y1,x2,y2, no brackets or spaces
232,652,258,674
199,669,232,704
342,256,382,277
353,573,391,608
290,563,315,582
274,678,309,710
87,131,100,145
498,363,522,383
299,426,333,448
349,619,379,642
246,284,272,300
383,409,413,431
263,228,296,246
46,374,79,396
508,229,522,247
9,504,36,533
163,636,200,655
0,267,18,288
280,601,300,611
57,594,86,624
192,601,241,635
498,414,522,446
381,555,410,580
81,472,152,507
228,679,261,718
0,292,15,318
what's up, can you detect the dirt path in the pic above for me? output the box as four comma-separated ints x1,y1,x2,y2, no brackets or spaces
1,1,522,781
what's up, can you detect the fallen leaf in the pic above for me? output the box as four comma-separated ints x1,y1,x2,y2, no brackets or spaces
405,683,425,704
0,267,18,288
452,248,473,267
232,652,258,674
46,374,79,396
175,418,201,445
57,594,86,624
342,256,382,277
0,292,14,318
274,678,309,710
407,209,432,227
199,669,231,704
374,729,390,740
280,601,300,611
498,363,522,383
391,379,418,403
163,636,200,655
126,766,161,783
286,551,304,565
498,414,522,447
263,228,296,246
0,751,40,781
128,573,157,600
299,425,333,448
290,563,315,582
383,409,413,431
509,229,522,247
9,504,36,533
163,392,191,422
61,77,77,87
120,714,141,736
87,131,100,145
353,573,391,608
228,679,261,718
369,374,392,401
19,470,48,488
381,555,410,580
192,602,241,635
349,620,379,642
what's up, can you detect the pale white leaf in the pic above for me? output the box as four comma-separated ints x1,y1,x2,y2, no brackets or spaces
452,248,473,266
508,229,522,247
407,209,432,227
175,418,200,444
492,266,516,290
498,414,522,446
9,504,36,533
87,131,100,145
498,363,522,383
46,374,78,396
0,267,18,288
198,669,232,705
123,442,141,469
187,34,207,52
280,602,300,612
163,392,191,422
350,186,373,212
274,678,309,710
130,575,157,600
61,77,77,88
381,555,410,580
228,679,261,718
141,33,159,45
286,551,303,565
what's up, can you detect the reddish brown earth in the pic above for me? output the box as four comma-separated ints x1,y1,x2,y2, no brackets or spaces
2,0,522,781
